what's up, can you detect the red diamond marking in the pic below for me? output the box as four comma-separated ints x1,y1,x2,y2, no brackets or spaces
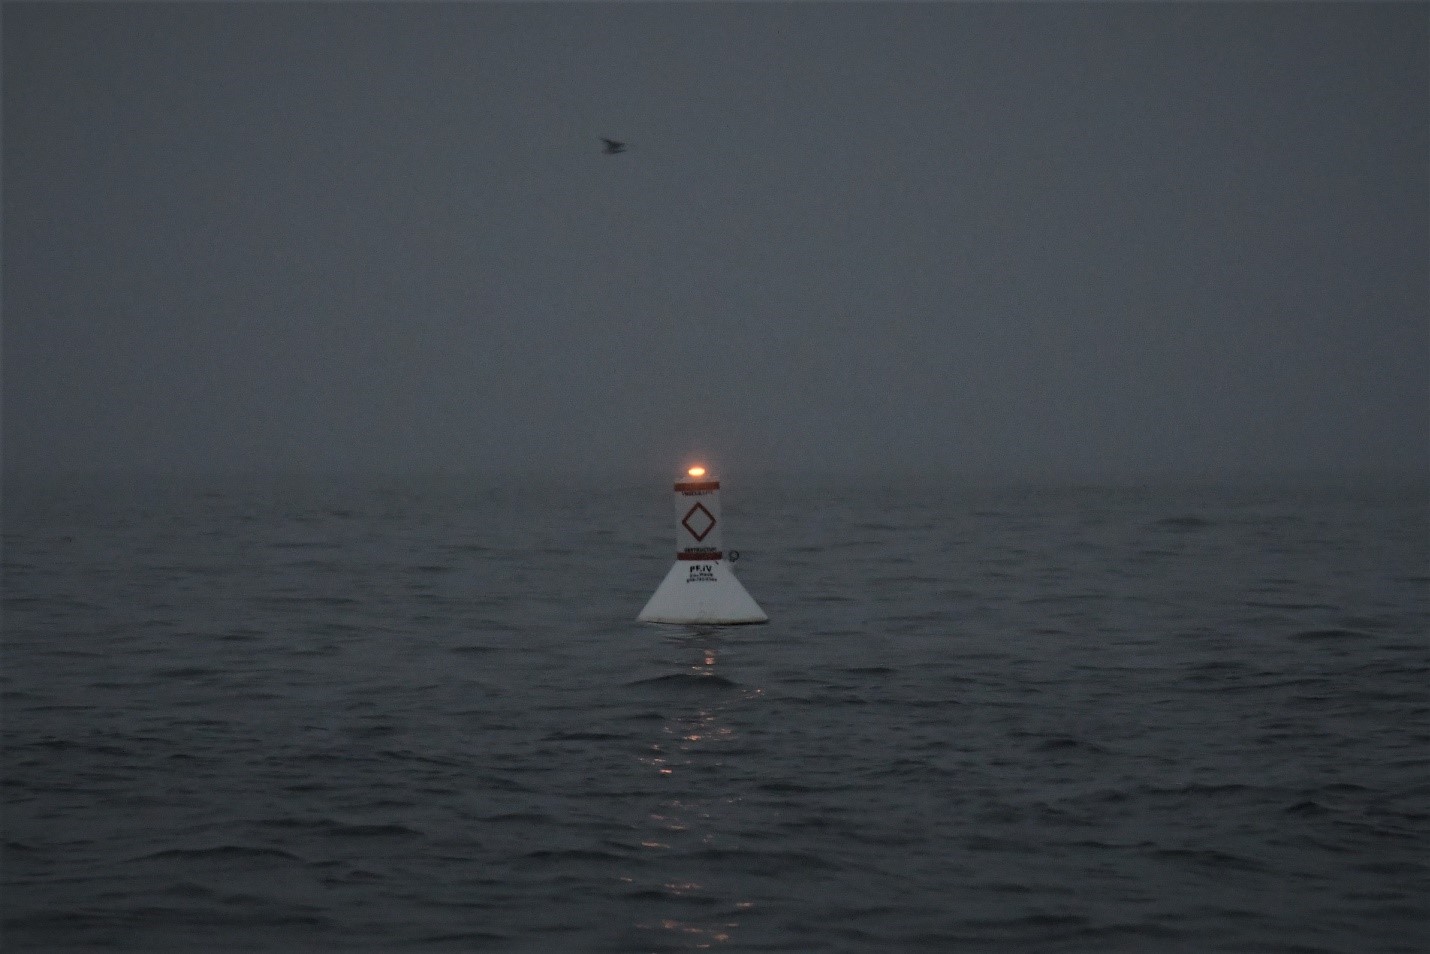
682,502,716,541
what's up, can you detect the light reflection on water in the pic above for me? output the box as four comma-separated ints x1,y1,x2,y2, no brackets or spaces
633,630,751,949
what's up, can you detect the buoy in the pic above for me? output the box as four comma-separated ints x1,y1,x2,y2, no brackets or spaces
637,466,768,625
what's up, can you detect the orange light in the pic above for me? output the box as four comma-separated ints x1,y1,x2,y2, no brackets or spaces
687,466,706,477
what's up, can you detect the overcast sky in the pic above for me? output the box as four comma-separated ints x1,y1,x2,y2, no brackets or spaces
5,2,1426,480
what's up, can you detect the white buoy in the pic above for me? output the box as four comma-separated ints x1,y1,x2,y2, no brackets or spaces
637,466,768,625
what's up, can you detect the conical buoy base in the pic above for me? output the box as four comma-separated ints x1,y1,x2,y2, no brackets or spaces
637,559,768,625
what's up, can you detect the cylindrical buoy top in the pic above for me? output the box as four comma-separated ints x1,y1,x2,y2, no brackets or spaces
674,465,722,560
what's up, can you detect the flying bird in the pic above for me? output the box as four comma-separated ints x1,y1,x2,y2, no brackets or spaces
601,138,627,155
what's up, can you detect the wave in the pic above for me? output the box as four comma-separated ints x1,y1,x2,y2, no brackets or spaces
1288,628,1373,642
1150,846,1268,871
1284,799,1332,815
626,672,741,692
409,930,513,945
1032,736,1110,753
252,818,423,839
1153,515,1214,530
136,845,308,863
542,730,627,741
519,847,628,863
325,823,423,838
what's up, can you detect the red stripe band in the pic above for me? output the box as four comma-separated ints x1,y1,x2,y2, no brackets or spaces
677,552,723,560
674,481,720,492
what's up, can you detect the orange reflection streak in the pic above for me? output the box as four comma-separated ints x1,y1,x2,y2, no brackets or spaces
636,644,750,949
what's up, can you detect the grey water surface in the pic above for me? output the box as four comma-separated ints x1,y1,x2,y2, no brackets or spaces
4,475,1427,952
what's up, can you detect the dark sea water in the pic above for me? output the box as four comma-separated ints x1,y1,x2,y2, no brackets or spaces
4,474,1428,952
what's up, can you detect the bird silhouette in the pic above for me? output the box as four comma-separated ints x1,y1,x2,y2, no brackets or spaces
601,138,627,155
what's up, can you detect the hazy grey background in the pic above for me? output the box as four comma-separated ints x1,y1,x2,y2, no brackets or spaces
5,2,1426,480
